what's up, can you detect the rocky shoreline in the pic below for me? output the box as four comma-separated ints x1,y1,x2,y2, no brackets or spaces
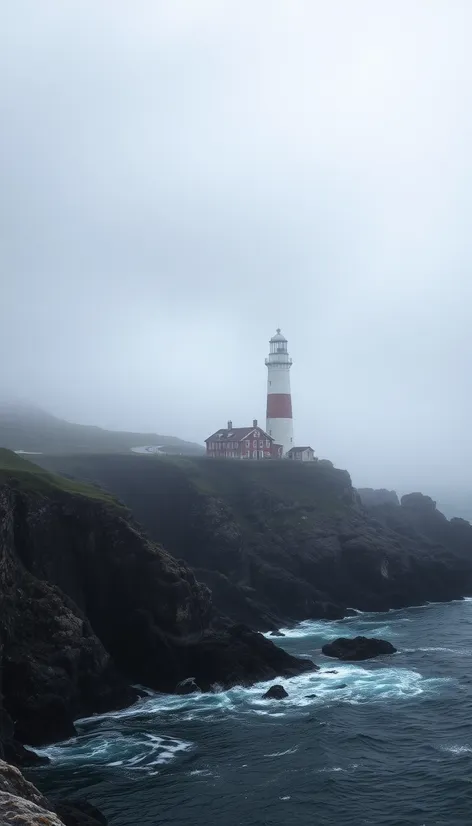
0,452,314,755
2,451,472,824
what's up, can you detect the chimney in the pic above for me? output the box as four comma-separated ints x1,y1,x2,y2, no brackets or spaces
227,420,233,430
253,419,258,427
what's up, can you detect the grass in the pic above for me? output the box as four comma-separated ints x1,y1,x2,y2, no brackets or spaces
0,448,119,506
137,454,352,514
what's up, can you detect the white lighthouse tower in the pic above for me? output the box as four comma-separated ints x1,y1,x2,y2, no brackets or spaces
265,329,294,456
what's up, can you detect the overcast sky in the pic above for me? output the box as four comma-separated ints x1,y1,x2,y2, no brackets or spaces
1,1,472,491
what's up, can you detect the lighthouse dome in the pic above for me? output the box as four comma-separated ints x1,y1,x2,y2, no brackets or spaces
270,328,287,343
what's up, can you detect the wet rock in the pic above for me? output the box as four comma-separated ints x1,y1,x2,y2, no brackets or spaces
262,684,288,700
322,636,397,661
3,741,49,768
0,794,64,825
269,630,285,637
330,683,347,690
0,760,50,809
56,799,108,826
0,705,49,767
0,758,63,825
182,625,316,691
305,693,317,699
175,677,202,695
325,670,338,674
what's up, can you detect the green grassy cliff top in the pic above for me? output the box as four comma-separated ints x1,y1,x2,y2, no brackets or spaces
0,448,118,505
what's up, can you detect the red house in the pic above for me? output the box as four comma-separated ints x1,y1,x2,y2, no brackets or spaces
205,419,283,460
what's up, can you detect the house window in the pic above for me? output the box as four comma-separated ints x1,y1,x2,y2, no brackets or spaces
253,440,257,448
265,440,270,448
253,450,257,459
245,440,250,447
255,430,260,437
259,440,263,448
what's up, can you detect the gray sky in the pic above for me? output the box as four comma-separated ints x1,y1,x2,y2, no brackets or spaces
1,0,472,491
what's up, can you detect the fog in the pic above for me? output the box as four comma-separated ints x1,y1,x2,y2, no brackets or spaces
1,1,472,492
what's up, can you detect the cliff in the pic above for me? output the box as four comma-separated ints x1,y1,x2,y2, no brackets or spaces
357,488,400,507
0,759,107,826
0,450,312,750
0,760,64,825
35,455,472,629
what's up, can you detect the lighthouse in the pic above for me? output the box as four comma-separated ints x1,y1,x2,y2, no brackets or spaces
265,329,294,456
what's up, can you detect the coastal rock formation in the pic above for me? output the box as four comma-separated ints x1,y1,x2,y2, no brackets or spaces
262,684,288,699
37,455,472,629
55,799,108,826
0,760,63,825
0,759,106,826
322,636,397,660
0,450,313,748
357,488,400,508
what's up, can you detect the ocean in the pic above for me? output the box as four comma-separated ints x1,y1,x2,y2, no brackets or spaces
30,601,472,826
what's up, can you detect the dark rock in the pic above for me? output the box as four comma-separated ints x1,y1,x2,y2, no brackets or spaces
0,454,316,746
0,758,65,824
325,670,338,674
180,625,316,691
330,683,347,690
269,630,285,637
357,488,400,508
401,492,437,511
320,602,346,620
305,693,317,698
3,740,49,767
262,684,288,700
56,799,108,826
0,709,14,743
322,637,397,661
175,677,201,695
35,453,472,630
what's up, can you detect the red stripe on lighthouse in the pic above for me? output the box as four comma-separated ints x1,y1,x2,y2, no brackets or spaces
266,394,292,418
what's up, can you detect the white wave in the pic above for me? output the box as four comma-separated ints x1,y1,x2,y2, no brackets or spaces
419,647,472,654
264,617,400,641
264,747,299,757
77,663,452,730
33,730,192,776
29,662,451,775
442,745,472,755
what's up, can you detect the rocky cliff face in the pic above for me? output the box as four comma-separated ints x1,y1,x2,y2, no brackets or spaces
0,759,106,826
0,452,313,749
36,455,472,630
357,488,400,507
0,760,64,825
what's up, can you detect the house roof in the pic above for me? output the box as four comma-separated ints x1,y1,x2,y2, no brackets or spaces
287,446,314,454
206,426,273,443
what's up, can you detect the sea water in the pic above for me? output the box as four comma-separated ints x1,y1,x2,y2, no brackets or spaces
30,601,472,825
